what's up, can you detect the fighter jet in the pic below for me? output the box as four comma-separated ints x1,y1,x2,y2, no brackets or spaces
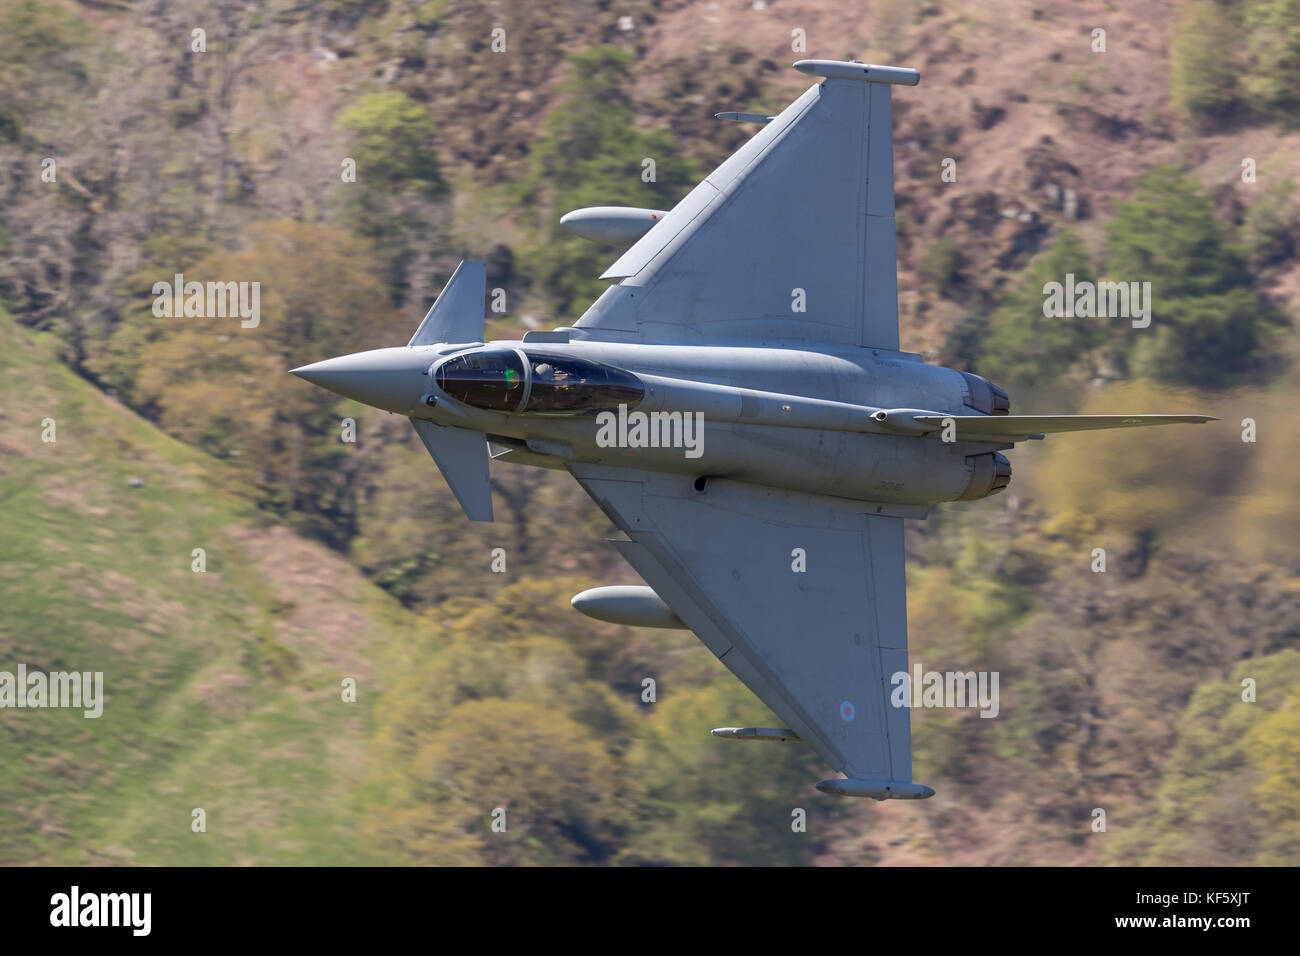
293,59,1213,801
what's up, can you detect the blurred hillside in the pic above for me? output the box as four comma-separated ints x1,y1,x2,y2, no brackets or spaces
2,0,1298,865
0,305,408,863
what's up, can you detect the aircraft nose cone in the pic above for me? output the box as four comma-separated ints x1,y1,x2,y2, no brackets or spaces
290,349,423,412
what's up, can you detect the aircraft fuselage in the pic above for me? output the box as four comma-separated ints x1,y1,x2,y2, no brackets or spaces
294,338,1014,512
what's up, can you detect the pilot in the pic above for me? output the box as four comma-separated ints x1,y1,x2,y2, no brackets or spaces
534,361,578,388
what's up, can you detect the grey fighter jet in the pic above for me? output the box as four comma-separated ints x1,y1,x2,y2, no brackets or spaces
293,59,1212,801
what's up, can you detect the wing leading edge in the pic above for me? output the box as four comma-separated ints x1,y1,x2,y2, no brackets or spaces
568,463,932,799
574,61,917,349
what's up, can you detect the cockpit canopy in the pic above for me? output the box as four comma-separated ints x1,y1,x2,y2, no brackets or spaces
434,349,527,411
523,350,644,414
434,348,644,415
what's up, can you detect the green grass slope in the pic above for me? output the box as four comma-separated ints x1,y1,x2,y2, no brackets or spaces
0,307,417,864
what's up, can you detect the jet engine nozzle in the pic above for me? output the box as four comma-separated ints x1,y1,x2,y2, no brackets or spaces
956,451,1013,500
960,372,1011,415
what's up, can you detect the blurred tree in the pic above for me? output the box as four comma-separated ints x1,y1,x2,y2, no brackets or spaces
1106,166,1245,300
1247,684,1300,864
1244,0,1300,125
363,579,649,865
0,0,91,138
1104,165,1283,387
335,90,450,308
86,233,215,406
1227,374,1300,562
109,222,389,541
1170,1,1244,128
386,698,626,866
1034,379,1247,543
975,230,1102,393
617,678,838,866
336,91,446,199
0,0,96,328
1241,178,1299,268
920,236,970,302
518,46,701,318
1105,650,1300,864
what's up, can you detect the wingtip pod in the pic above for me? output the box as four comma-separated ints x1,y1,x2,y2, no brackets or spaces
711,726,802,741
714,111,776,124
793,59,920,86
816,778,935,800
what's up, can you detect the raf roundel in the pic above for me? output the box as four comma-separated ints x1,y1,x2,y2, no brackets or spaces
840,700,856,722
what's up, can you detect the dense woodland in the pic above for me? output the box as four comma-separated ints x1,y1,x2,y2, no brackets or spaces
2,0,1298,865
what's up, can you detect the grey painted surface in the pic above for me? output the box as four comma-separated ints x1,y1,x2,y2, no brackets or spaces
569,465,913,786
559,206,669,243
409,259,486,347
578,73,902,348
290,59,1213,799
571,585,686,629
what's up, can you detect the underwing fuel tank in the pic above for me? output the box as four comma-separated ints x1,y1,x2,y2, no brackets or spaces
559,206,670,244
571,586,686,629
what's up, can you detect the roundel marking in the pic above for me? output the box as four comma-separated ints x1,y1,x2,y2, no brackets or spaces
840,700,856,722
